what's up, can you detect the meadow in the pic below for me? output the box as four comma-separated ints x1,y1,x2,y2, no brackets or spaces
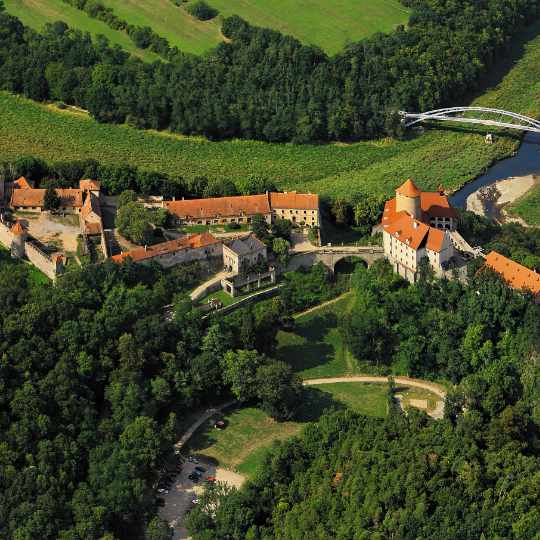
204,0,410,55
8,0,409,57
186,382,389,477
3,0,160,61
100,0,223,55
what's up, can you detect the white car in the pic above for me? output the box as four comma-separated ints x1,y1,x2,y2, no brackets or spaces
157,488,168,494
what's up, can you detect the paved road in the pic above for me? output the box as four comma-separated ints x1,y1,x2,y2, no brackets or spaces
304,376,447,419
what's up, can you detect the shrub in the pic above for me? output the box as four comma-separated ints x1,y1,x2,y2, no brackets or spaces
187,0,219,21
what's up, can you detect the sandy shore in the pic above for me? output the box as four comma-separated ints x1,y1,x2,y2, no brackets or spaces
465,174,539,221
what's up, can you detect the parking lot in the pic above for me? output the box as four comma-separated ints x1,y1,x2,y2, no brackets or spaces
159,455,244,540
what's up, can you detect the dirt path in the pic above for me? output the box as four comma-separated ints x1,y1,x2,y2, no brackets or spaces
293,291,353,319
304,376,447,419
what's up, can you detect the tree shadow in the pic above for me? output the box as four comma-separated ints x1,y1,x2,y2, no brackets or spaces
278,312,339,373
295,386,347,422
463,20,540,105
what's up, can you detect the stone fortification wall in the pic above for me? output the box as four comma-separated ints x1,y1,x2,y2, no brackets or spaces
0,222,14,248
25,242,58,280
0,221,59,280
100,230,109,259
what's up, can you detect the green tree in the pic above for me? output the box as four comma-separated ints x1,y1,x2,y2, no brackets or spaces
146,517,173,540
251,214,270,241
272,237,291,267
116,201,153,245
221,349,265,402
117,189,137,208
43,186,61,211
255,361,302,420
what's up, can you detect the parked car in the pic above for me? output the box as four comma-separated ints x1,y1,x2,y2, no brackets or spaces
191,498,199,505
188,473,200,482
205,476,216,483
194,466,206,473
157,488,168,494
187,456,199,464
214,420,226,430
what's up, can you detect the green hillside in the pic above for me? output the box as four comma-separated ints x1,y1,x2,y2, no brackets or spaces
204,0,410,55
4,0,160,61
0,92,517,201
6,0,409,57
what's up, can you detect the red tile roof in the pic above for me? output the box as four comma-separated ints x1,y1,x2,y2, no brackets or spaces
79,179,101,192
10,221,25,236
383,199,449,253
425,228,445,252
384,213,430,250
420,192,458,219
13,177,32,189
485,251,540,295
112,232,220,264
165,194,271,220
11,188,83,208
396,179,421,198
270,191,319,210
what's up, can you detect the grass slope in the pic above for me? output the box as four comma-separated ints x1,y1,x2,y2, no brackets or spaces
204,0,410,55
508,184,540,225
1,23,540,206
187,382,388,477
4,0,159,61
101,0,223,55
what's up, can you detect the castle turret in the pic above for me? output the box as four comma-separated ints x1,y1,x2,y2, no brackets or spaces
395,179,422,220
10,220,26,259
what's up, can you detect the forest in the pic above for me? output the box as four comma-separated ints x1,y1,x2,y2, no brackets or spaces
0,0,539,142
0,247,343,539
187,260,540,539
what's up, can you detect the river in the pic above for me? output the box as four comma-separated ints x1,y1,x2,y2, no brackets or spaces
450,132,540,213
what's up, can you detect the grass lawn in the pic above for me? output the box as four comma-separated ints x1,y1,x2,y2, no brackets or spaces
507,184,540,225
204,0,410,55
276,293,364,379
4,0,160,61
186,382,389,477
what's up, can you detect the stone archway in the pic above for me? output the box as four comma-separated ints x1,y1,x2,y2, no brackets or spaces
333,255,369,274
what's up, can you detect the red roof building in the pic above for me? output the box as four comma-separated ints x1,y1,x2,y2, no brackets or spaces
485,251,540,296
112,232,223,268
382,179,457,283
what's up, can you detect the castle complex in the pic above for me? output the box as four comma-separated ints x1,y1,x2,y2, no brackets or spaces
382,179,458,283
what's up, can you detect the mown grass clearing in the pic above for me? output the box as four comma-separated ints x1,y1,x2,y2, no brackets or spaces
4,0,159,61
186,382,389,477
101,0,223,55
204,0,410,55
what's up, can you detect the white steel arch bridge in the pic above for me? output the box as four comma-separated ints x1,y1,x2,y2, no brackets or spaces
399,107,540,133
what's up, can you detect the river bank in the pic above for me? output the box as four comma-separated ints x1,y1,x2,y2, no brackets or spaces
464,174,540,224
